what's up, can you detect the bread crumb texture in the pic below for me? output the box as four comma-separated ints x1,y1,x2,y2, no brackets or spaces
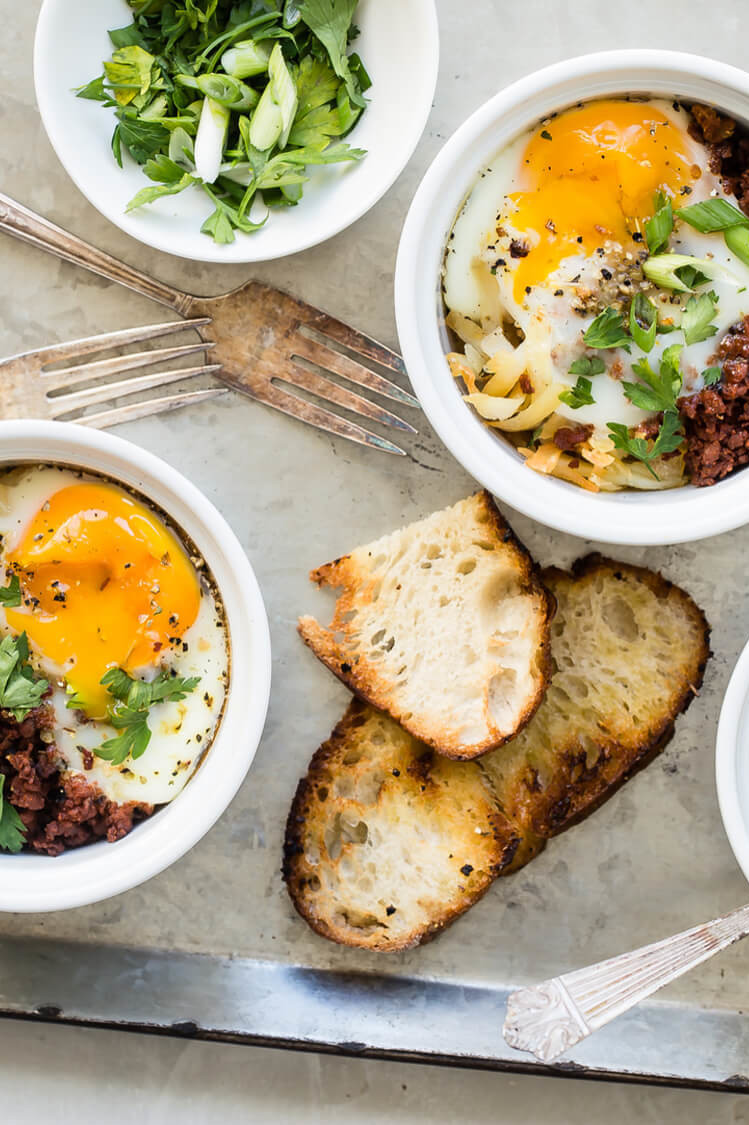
298,491,554,760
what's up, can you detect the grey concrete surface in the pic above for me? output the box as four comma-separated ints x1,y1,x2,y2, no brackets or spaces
2,0,749,1119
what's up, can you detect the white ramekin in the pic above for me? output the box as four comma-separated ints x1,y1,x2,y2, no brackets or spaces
395,50,749,545
717,639,749,887
0,421,271,912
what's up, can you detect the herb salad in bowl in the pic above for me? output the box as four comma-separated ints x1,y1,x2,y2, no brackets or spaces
34,0,438,262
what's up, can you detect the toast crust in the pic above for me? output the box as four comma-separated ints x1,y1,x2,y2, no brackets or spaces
298,491,555,761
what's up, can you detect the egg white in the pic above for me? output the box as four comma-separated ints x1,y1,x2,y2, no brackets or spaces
0,465,229,807
443,100,749,437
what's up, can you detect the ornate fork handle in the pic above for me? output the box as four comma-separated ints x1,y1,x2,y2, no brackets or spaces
504,902,749,1062
0,192,190,314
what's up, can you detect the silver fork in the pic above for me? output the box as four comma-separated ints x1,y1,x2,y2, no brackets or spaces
0,193,419,455
0,318,226,428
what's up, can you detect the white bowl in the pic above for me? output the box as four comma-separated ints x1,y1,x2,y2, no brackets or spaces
717,639,749,886
33,0,438,264
0,421,271,913
395,50,749,546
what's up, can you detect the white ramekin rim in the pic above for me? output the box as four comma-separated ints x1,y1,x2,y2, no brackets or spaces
0,420,271,912
395,50,749,545
717,638,749,887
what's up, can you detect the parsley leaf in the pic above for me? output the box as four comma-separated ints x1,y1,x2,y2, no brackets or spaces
583,307,631,351
116,112,170,165
95,667,201,767
568,355,605,377
681,292,719,347
644,191,673,255
677,197,749,233
559,376,595,409
622,344,683,413
702,365,723,387
629,293,657,353
75,76,116,104
0,575,22,608
0,633,48,721
126,172,198,213
0,775,26,854
297,0,366,108
607,411,685,479
103,45,156,107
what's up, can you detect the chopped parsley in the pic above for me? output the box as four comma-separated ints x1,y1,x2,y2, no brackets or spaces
622,344,683,414
568,355,605,377
0,575,22,608
94,667,200,767
0,633,48,721
560,376,595,409
681,292,719,347
0,775,26,854
607,412,685,479
702,365,723,387
583,307,631,351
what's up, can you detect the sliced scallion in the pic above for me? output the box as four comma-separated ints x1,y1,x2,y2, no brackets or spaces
194,97,230,184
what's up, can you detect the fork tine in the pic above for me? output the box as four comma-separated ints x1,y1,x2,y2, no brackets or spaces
50,364,223,416
45,341,214,390
77,388,229,429
281,362,416,434
27,318,213,368
244,378,406,455
302,312,407,376
291,336,420,409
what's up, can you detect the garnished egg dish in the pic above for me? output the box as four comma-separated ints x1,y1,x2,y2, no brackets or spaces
0,466,228,855
443,99,749,490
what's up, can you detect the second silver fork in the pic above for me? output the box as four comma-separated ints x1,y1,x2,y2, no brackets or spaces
0,318,227,428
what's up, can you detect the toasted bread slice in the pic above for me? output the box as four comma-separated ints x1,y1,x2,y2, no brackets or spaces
283,700,527,952
480,556,711,838
298,491,554,760
285,557,709,951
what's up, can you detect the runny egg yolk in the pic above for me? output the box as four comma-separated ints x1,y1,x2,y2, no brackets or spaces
505,100,700,300
5,483,200,718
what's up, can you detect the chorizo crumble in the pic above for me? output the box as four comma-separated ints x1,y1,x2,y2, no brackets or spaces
678,315,749,486
0,705,152,856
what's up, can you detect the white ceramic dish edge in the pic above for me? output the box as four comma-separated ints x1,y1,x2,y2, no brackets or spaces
0,420,271,913
395,50,749,545
717,638,749,889
33,0,440,264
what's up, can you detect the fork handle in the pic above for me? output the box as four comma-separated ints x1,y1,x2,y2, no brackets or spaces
0,193,190,315
504,901,749,1062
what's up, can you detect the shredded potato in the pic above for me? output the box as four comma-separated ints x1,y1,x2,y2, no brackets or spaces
489,383,563,431
464,392,524,421
446,352,479,395
521,442,562,474
446,310,487,352
444,305,687,494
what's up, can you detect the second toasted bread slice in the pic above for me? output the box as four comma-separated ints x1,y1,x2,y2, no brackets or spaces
298,491,554,760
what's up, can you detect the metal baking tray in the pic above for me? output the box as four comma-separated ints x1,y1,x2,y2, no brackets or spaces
4,0,749,1093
